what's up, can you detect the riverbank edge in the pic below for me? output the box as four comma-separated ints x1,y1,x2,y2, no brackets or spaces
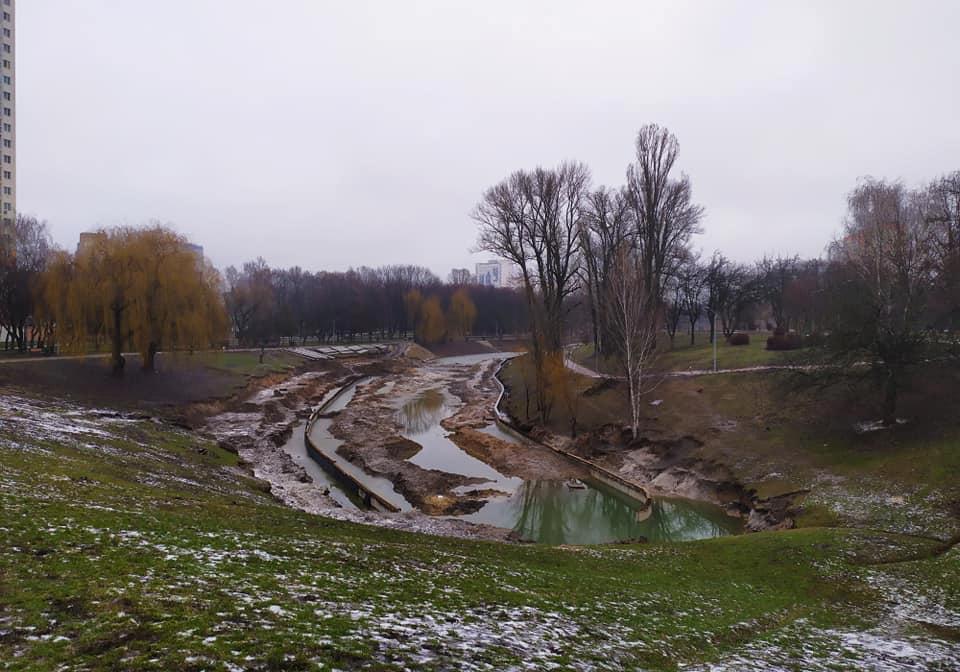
492,357,796,532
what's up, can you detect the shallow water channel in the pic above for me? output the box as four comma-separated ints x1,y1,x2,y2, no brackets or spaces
396,376,742,544
300,360,742,544
305,381,415,512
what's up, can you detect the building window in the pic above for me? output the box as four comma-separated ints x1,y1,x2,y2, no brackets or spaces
3,139,9,148
2,123,8,132
3,12,9,20
3,204,10,213
2,45,9,54
2,29,8,37
2,60,8,69
2,171,9,179
3,92,10,101
2,76,8,85
2,187,9,195
2,108,9,117
3,156,10,164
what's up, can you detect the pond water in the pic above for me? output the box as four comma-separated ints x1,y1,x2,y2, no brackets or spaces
396,387,742,544
459,480,741,544
397,388,523,493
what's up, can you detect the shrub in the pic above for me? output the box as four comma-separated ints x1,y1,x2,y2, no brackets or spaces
766,333,803,350
728,332,750,346
772,326,787,337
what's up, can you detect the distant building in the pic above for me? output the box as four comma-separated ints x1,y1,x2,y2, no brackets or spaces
76,231,106,256
449,268,471,285
475,260,504,287
77,232,204,264
1,0,16,225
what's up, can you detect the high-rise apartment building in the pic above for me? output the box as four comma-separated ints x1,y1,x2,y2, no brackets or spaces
0,0,13,225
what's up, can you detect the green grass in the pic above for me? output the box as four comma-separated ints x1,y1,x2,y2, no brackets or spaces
570,332,802,375
2,400,956,670
165,350,302,377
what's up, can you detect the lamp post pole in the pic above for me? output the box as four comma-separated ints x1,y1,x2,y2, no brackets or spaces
713,313,718,373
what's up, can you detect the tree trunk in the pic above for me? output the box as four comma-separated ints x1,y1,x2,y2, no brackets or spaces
111,306,124,375
142,342,158,372
882,372,898,426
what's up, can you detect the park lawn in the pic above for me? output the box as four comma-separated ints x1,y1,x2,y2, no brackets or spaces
0,350,313,413
1,391,957,670
168,349,303,377
570,332,802,376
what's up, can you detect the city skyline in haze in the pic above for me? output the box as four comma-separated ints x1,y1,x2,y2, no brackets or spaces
15,1,960,277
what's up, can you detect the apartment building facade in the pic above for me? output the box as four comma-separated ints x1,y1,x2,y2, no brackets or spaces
0,0,13,225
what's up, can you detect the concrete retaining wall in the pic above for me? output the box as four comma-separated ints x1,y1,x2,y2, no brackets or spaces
304,376,401,513
491,358,651,509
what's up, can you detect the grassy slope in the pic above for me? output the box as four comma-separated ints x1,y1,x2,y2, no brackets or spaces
1,392,958,670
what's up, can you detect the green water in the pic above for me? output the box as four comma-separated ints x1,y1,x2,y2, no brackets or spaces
396,385,742,544
460,479,743,544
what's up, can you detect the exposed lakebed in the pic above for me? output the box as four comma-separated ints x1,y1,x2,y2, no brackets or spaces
302,353,742,544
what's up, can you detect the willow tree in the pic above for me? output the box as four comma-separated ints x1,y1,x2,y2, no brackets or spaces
43,225,226,374
446,288,477,340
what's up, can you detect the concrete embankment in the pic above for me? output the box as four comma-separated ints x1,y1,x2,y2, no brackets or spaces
304,376,402,513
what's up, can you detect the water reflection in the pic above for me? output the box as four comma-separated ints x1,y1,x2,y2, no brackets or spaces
459,480,742,544
396,388,449,433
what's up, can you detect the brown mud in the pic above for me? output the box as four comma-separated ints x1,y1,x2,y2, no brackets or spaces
204,352,515,541
329,354,585,515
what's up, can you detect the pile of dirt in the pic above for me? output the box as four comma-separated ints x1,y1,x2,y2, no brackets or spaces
403,343,436,361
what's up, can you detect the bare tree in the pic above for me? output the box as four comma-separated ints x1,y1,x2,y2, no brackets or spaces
577,186,630,355
448,268,472,285
474,161,590,422
921,171,960,328
823,178,940,425
624,124,704,308
606,244,660,440
677,255,706,345
0,215,52,351
756,255,800,330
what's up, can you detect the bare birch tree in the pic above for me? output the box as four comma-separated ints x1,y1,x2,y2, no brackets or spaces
606,244,660,440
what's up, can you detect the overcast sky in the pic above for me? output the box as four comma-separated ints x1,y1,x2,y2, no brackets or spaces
18,1,960,277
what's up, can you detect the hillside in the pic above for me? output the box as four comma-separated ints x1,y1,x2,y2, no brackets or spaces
1,387,958,670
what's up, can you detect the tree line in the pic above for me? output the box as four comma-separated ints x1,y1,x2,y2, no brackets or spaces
222,260,525,346
474,122,960,431
0,218,529,373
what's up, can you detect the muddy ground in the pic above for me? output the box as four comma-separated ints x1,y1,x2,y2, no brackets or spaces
330,354,586,516
204,353,515,541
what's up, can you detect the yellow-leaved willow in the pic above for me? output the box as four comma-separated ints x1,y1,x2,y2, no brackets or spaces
42,224,227,374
